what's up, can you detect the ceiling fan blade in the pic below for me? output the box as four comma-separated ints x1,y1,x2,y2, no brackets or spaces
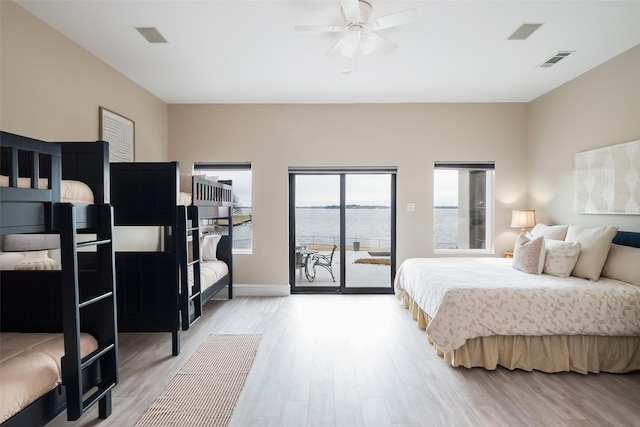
327,32,359,58
295,25,344,32
340,0,361,22
360,32,396,55
370,8,418,30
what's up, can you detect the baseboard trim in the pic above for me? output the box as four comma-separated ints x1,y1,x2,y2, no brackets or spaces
232,284,291,297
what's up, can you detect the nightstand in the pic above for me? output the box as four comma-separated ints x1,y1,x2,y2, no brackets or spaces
504,251,514,259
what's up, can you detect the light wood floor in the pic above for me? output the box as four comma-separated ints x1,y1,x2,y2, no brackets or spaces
48,295,640,427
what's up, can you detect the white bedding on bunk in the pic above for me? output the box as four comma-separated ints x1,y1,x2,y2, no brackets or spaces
394,257,640,352
0,332,98,423
0,176,94,204
188,260,229,293
179,192,192,206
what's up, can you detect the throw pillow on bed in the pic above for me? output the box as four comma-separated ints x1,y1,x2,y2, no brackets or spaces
202,234,221,261
530,223,570,240
565,225,618,281
543,240,581,278
512,234,545,274
600,244,640,286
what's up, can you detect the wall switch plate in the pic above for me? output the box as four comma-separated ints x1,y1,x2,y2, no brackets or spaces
407,202,416,212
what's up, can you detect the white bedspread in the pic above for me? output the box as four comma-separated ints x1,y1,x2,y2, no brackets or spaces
394,257,640,352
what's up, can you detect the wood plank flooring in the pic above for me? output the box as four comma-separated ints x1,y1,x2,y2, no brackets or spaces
48,295,640,426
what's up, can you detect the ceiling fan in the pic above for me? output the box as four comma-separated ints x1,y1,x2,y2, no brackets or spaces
295,0,418,58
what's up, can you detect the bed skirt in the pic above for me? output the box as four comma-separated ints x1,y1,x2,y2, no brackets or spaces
400,295,640,374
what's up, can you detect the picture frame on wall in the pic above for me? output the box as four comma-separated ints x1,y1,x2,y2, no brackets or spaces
100,107,135,162
574,139,640,215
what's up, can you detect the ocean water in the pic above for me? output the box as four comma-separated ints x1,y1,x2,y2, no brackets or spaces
230,207,459,250
293,207,459,249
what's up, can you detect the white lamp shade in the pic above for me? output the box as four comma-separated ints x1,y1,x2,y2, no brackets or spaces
510,210,536,229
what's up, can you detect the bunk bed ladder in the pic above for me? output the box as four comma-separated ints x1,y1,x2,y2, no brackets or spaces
58,203,119,421
180,205,203,330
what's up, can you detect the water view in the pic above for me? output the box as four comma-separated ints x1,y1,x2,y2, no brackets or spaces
227,207,459,250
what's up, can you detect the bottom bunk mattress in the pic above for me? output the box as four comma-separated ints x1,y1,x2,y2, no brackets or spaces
188,260,229,294
394,257,640,374
0,332,98,423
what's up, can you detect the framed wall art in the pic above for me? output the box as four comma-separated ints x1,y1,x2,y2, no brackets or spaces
100,107,135,162
574,139,639,214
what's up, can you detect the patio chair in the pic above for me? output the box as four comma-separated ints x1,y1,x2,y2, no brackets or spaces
308,245,336,282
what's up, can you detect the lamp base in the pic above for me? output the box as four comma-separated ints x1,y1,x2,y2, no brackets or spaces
14,250,58,270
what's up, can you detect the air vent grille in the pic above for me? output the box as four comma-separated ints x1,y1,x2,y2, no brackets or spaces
538,51,574,68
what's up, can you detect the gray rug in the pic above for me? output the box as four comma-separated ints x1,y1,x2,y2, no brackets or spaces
135,334,261,427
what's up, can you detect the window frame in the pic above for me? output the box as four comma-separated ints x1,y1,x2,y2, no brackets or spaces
433,162,495,255
194,162,252,254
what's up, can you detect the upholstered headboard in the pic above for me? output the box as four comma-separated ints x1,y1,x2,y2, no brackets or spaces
613,231,640,248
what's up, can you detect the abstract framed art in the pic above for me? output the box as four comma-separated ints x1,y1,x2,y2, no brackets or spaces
99,107,135,162
574,139,639,214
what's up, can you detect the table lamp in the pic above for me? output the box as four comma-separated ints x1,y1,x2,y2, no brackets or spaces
510,210,536,235
2,234,60,270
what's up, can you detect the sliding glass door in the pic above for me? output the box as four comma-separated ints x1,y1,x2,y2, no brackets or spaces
289,169,396,294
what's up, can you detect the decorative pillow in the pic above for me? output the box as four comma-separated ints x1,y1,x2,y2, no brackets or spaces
530,224,570,240
201,234,221,261
187,235,205,262
543,240,581,278
512,234,545,274
565,225,618,281
600,244,640,285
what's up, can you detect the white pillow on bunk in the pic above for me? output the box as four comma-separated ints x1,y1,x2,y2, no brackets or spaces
201,234,221,261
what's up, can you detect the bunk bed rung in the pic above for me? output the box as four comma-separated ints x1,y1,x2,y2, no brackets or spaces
81,343,116,369
76,238,111,248
188,259,199,267
81,383,116,413
78,291,113,309
189,292,201,302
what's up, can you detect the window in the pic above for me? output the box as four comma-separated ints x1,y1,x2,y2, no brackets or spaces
434,162,494,253
194,162,252,253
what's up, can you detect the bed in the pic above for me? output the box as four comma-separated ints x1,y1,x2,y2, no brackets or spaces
0,131,118,425
394,227,640,374
110,162,233,356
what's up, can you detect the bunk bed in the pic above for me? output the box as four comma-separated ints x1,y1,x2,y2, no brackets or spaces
0,131,118,426
110,162,233,356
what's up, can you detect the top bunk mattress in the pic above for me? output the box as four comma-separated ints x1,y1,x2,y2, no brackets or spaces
0,176,94,204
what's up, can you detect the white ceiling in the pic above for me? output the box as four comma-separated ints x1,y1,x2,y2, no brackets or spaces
15,0,640,104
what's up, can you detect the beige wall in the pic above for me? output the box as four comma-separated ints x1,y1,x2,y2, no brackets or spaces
169,103,529,285
3,1,637,287
0,1,168,267
528,45,640,232
0,1,168,160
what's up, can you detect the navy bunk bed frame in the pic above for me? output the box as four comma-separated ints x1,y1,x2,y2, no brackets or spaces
0,131,118,426
110,162,232,356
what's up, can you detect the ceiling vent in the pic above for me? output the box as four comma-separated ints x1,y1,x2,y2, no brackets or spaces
538,51,574,68
508,23,544,40
135,27,168,44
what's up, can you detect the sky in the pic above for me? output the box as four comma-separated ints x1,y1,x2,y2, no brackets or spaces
295,174,393,207
203,170,459,208
434,169,459,206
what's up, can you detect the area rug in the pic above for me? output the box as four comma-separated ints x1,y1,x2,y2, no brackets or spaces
135,334,262,427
